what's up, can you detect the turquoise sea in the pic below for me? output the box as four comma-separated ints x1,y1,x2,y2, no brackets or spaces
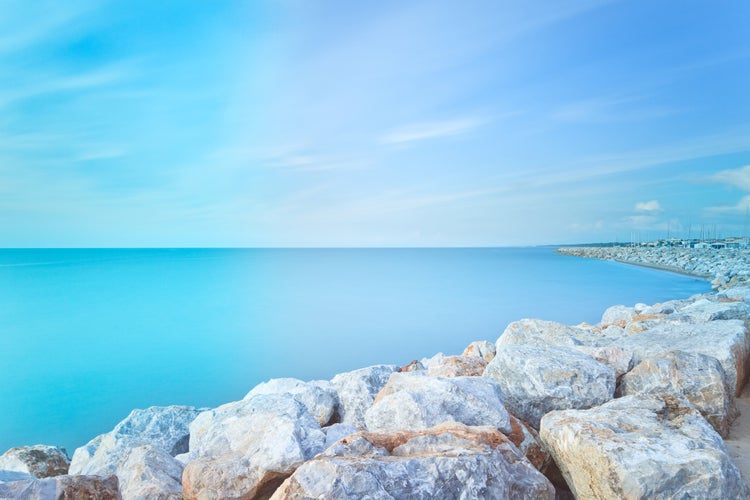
0,248,709,453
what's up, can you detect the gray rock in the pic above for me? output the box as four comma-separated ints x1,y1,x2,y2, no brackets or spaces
330,364,399,427
601,305,635,329
69,405,203,499
462,340,496,362
540,395,749,499
0,470,33,482
0,474,120,499
614,319,750,396
0,445,69,478
484,344,615,428
270,422,555,499
573,345,634,379
618,351,736,437
677,298,750,322
497,318,606,349
322,423,359,449
117,446,183,500
244,377,338,426
364,372,511,433
718,286,750,303
183,394,325,499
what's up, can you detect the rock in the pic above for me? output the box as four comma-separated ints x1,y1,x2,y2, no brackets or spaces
244,377,338,426
0,474,120,499
426,354,487,377
573,345,634,379
484,344,615,428
117,446,183,500
330,364,398,427
601,305,635,329
506,414,552,474
618,351,736,437
364,372,511,434
398,359,425,372
497,318,606,349
70,406,202,499
0,470,33,482
462,340,496,362
719,286,750,303
0,445,69,478
270,422,555,499
183,394,325,499
540,395,749,499
677,298,750,322
322,423,360,449
614,319,750,396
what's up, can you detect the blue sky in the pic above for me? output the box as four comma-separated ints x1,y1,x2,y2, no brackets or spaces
1,0,749,247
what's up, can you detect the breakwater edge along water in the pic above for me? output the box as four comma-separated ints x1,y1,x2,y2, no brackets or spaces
0,247,749,498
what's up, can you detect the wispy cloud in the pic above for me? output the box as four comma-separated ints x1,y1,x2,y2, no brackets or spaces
706,195,750,213
379,117,486,145
708,165,750,191
635,200,662,212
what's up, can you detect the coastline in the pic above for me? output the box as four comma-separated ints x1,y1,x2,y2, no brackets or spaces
1,245,749,499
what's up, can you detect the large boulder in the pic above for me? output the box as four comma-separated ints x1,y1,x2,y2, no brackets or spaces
69,406,203,499
573,345,633,380
677,298,750,323
484,344,615,428
244,377,338,426
497,318,607,348
183,394,325,499
0,445,69,478
0,474,120,499
618,351,736,437
614,319,750,396
540,395,748,499
364,372,511,434
270,422,555,499
330,364,398,427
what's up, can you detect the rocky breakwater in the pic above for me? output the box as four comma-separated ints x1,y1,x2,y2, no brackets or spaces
557,245,750,290
3,271,750,497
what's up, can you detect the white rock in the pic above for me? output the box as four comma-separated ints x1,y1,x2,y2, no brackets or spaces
497,318,606,349
270,423,555,499
330,364,398,427
69,405,203,499
614,319,750,396
322,423,360,449
117,445,183,500
244,377,338,426
540,395,748,499
601,305,635,328
618,351,736,437
364,372,511,434
677,298,750,322
462,340,496,362
0,474,120,499
484,344,615,428
183,394,325,499
573,345,634,379
0,445,69,478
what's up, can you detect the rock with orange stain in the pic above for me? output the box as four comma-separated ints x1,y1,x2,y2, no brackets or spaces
618,351,737,437
540,395,749,499
270,422,555,499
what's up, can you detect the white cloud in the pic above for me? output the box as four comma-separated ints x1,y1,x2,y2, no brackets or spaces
380,117,486,145
706,195,750,213
635,200,662,212
709,165,750,191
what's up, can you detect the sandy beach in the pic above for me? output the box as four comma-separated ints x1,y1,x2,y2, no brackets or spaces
727,381,750,489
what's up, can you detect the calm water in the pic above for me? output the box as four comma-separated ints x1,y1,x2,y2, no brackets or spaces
0,247,708,452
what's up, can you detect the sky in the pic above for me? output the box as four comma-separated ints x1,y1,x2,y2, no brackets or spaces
1,0,750,247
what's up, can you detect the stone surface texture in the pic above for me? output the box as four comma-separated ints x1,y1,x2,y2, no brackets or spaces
270,422,555,500
484,344,615,428
330,364,398,428
244,377,338,426
364,372,511,434
0,445,70,478
540,395,749,499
